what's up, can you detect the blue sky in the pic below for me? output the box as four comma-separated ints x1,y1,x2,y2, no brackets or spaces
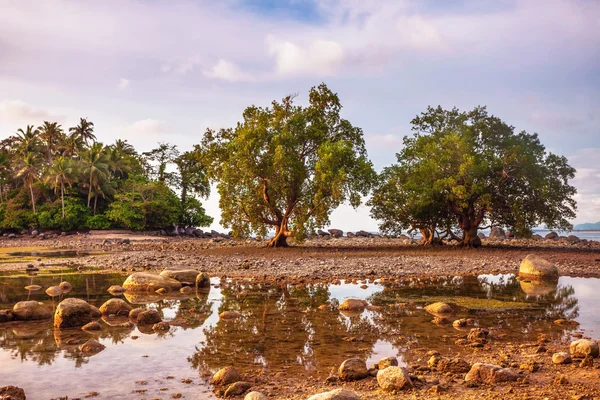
0,0,598,230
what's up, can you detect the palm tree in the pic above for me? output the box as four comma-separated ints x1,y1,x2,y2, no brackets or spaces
0,151,10,203
44,157,74,218
112,139,136,156
107,141,134,180
15,125,41,155
80,143,109,213
58,134,84,158
38,121,64,163
69,118,96,145
15,152,42,213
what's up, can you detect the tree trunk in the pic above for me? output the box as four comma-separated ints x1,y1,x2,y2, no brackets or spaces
93,194,98,216
0,182,3,203
266,224,289,248
461,226,481,248
87,175,93,208
60,182,65,219
29,183,36,214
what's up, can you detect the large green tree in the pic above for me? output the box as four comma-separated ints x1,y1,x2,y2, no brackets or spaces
370,106,577,247
44,156,74,219
200,83,376,247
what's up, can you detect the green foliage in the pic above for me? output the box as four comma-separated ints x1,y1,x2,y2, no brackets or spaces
200,83,376,247
371,106,577,246
181,197,213,228
37,198,90,231
86,214,111,230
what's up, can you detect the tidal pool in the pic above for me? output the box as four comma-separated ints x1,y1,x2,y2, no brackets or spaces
0,272,598,399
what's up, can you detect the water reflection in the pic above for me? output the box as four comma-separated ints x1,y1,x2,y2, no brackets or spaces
0,272,596,399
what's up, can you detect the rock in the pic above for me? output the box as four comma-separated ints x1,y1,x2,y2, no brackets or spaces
453,319,467,328
107,285,126,295
428,355,442,368
505,230,514,238
0,310,14,323
79,339,105,356
437,358,471,374
570,339,599,358
54,298,97,328
31,230,39,237
159,269,200,283
307,389,360,400
317,229,330,237
155,288,167,294
212,366,242,386
152,321,170,332
489,226,505,239
424,302,452,315
552,352,572,364
579,356,594,367
58,281,72,293
45,285,64,297
220,311,242,320
337,299,367,311
129,308,145,320
244,392,268,400
467,328,489,344
465,363,519,384
519,254,559,280
136,310,162,325
13,301,52,321
8,233,17,239
99,298,132,316
196,272,211,288
545,231,558,239
377,356,398,370
81,321,102,331
24,285,41,291
355,230,370,237
520,280,557,296
122,272,182,293
338,358,368,381
224,381,252,397
377,366,413,391
328,229,344,238
0,386,26,400
477,232,486,239
346,232,356,238
180,286,194,294
567,235,580,243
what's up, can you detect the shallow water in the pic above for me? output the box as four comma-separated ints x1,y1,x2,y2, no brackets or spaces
0,273,599,399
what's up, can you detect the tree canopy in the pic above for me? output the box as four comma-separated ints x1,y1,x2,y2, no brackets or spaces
200,83,376,247
369,106,577,247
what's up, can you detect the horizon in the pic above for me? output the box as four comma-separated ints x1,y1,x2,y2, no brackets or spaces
1,0,598,231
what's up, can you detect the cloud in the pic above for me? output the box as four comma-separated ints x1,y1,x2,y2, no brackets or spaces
0,100,64,123
568,148,600,223
529,111,593,129
267,37,345,78
203,59,253,82
120,118,169,136
117,78,130,90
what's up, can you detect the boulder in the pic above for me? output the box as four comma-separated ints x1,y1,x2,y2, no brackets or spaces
99,298,132,316
489,227,505,240
212,366,241,386
122,272,182,293
519,254,559,280
453,319,467,328
424,302,452,315
31,230,39,237
552,352,572,364
58,281,72,293
337,299,367,311
317,229,330,237
464,363,519,384
467,328,489,344
90,306,102,318
196,272,211,288
79,339,106,356
224,381,252,397
159,269,200,283
129,308,145,320
45,285,64,297
152,321,170,332
107,285,126,295
24,285,41,291
338,358,368,381
328,229,344,238
13,301,52,321
545,231,558,239
477,232,486,239
81,321,102,331
377,366,413,391
567,235,580,243
54,298,97,328
220,311,242,320
355,230,370,237
437,358,471,374
136,309,162,326
0,386,26,400
377,356,398,370
505,230,514,238
520,279,557,296
346,232,356,238
244,392,268,400
307,389,360,400
570,339,599,358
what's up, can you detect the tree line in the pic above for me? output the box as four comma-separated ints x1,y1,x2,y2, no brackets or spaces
0,119,212,232
1,83,577,247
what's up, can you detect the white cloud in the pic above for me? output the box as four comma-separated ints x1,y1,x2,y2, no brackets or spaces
117,78,130,90
267,37,345,78
203,59,252,82
120,118,168,136
0,99,63,123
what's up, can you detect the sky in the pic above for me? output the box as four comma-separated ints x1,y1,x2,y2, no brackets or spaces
0,0,599,231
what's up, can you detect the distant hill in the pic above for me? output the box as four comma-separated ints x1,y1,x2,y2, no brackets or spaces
574,222,600,230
